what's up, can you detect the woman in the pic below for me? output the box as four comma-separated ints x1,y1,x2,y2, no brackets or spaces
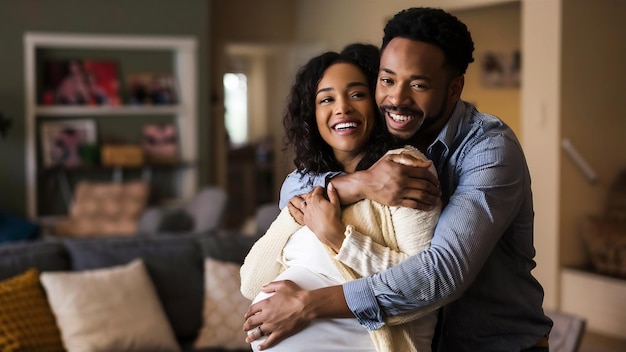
240,43,441,352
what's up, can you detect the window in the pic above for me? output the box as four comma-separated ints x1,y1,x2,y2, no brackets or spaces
223,72,248,146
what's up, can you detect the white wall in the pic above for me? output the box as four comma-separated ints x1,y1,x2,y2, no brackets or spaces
521,0,562,309
293,0,517,51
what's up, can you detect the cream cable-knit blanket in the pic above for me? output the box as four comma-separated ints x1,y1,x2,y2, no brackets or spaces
240,147,442,352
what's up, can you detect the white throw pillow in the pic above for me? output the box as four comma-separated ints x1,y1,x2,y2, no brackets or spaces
40,259,180,352
194,257,251,350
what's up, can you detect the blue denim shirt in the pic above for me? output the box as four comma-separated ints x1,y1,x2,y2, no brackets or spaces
279,101,552,351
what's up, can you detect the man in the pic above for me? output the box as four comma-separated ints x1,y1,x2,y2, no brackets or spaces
244,7,552,351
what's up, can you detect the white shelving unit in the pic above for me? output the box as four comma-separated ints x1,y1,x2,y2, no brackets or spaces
24,32,198,220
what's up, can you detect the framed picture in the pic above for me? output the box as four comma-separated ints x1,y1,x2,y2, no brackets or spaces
41,59,121,106
126,72,178,105
40,119,97,168
480,50,521,87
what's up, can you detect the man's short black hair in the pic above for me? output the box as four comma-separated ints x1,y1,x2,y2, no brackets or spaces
382,7,475,75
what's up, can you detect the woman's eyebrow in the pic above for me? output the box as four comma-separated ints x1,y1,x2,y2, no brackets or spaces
316,86,334,96
316,81,368,97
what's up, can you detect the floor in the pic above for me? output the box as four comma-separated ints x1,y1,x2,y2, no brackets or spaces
579,331,626,352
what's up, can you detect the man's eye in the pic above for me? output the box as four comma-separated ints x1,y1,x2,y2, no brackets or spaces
380,77,392,85
412,82,429,90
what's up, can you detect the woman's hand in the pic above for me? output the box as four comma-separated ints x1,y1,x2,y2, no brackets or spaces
286,195,307,225
302,184,345,252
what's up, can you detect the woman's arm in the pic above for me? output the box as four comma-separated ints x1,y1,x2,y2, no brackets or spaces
239,207,302,300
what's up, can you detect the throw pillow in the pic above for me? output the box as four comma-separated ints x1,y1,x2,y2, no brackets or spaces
0,268,64,351
0,212,39,244
54,180,149,237
64,235,204,340
194,257,252,350
40,259,181,352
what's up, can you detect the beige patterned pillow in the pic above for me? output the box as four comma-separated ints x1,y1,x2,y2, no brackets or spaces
54,180,149,237
71,180,149,218
40,259,180,352
194,258,251,350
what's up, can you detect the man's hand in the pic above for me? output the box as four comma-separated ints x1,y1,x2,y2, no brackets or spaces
243,280,314,349
361,154,440,209
243,281,352,349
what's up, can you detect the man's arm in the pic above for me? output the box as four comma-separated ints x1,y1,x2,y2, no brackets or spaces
348,134,528,325
243,282,351,349
279,155,440,211
332,155,439,209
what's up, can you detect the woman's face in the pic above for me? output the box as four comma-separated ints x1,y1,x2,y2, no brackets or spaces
315,62,375,171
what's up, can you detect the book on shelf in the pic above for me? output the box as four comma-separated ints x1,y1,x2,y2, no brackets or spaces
126,72,178,106
41,59,121,106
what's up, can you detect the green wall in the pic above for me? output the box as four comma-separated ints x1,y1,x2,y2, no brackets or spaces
0,0,211,217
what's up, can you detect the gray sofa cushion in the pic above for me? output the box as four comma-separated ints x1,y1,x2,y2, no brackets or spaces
0,240,70,280
63,234,204,341
198,230,258,264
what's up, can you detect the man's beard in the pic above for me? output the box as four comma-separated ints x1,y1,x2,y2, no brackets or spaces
381,94,449,144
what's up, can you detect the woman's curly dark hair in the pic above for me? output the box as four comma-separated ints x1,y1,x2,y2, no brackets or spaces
283,43,395,174
382,7,475,76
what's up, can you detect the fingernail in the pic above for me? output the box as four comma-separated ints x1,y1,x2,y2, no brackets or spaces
328,182,334,191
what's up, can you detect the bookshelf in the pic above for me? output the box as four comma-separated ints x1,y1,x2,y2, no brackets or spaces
24,32,198,220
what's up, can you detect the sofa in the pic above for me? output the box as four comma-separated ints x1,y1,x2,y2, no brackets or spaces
0,230,259,352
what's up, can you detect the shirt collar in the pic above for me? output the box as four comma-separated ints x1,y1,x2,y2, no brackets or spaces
426,100,467,160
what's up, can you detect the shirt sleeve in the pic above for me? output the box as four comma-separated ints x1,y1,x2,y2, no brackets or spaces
279,170,344,209
345,133,528,329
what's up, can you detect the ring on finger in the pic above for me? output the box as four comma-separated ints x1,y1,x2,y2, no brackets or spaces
256,326,265,337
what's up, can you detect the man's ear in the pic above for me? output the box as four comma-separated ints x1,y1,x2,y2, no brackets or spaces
449,75,464,101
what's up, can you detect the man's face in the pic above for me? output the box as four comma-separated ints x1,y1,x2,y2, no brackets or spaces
376,37,462,142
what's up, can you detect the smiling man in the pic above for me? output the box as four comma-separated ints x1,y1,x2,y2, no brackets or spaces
244,7,553,352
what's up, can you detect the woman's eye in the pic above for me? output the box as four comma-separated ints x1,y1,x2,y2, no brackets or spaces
319,97,333,104
350,91,366,99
